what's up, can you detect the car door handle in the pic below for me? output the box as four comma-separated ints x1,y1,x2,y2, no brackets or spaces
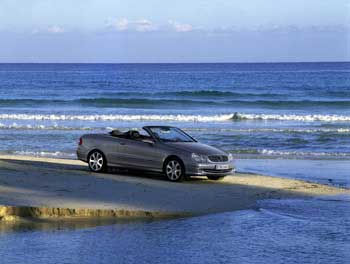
119,142,126,145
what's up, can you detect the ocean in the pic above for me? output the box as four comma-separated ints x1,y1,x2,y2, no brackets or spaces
0,62,349,160
0,62,349,264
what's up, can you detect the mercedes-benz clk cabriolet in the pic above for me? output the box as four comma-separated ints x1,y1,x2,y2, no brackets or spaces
77,126,234,182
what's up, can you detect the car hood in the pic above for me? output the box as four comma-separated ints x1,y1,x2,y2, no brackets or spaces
165,142,227,155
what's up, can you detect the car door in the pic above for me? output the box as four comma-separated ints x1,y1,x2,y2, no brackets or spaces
117,138,163,171
101,135,124,166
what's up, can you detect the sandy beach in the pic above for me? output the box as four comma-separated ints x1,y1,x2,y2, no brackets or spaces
0,154,348,221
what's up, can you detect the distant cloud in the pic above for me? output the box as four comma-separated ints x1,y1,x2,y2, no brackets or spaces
106,18,194,33
47,25,65,34
107,18,157,32
168,20,193,32
112,18,129,31
31,25,66,35
133,19,155,32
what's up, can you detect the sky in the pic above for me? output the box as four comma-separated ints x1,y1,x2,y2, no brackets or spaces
0,0,349,62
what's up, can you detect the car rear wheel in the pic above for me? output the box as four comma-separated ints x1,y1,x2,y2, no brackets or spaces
207,176,225,181
164,159,185,182
88,150,107,173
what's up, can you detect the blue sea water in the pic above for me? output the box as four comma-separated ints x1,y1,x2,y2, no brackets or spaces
0,62,349,264
0,62,349,160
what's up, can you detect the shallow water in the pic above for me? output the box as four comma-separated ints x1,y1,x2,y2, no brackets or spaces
1,197,349,264
236,159,350,188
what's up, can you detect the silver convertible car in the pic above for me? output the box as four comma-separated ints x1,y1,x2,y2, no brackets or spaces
77,126,234,182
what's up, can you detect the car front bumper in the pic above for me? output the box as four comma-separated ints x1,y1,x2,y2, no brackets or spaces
185,162,235,176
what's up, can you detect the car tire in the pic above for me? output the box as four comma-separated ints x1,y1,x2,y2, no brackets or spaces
207,176,225,181
88,150,107,173
164,158,185,182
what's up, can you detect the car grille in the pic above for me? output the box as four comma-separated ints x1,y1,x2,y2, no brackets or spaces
208,155,228,162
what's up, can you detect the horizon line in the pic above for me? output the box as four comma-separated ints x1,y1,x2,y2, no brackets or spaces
0,60,349,64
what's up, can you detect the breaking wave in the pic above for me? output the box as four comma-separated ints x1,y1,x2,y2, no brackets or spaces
1,113,350,122
0,123,104,131
10,151,76,159
231,113,350,122
1,122,350,134
258,149,350,157
233,149,350,158
0,113,234,122
185,127,350,134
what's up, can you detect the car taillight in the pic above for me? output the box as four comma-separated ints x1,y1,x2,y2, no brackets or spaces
79,137,83,145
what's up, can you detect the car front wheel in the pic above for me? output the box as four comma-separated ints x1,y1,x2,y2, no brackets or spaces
88,150,107,173
164,159,185,182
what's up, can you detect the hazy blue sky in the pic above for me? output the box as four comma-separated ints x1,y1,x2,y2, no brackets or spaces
0,0,349,62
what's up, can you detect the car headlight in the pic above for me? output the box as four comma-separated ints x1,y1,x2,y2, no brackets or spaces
191,153,208,163
228,153,233,161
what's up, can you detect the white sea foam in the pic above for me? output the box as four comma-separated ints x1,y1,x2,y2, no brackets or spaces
0,113,350,122
0,123,100,131
0,113,234,122
12,151,76,158
258,149,350,157
186,127,350,134
233,113,350,122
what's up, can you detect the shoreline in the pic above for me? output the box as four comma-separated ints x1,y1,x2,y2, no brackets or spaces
0,154,349,222
0,204,186,223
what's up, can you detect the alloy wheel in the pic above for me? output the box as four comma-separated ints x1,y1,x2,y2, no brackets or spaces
165,160,183,181
89,151,105,172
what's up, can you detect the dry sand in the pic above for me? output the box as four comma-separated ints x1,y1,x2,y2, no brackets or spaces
0,154,348,221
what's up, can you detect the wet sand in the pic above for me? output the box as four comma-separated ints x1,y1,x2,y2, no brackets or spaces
0,155,348,221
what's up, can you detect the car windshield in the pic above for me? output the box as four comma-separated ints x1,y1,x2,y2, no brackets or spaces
149,127,195,142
